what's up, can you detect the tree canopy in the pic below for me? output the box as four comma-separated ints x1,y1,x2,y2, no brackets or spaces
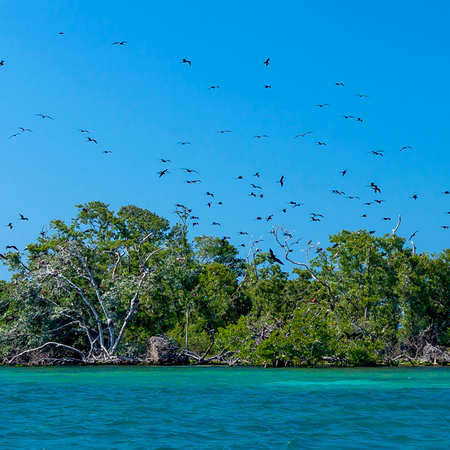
1,203,449,366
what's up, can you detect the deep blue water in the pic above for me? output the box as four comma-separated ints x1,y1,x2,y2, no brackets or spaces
0,366,449,449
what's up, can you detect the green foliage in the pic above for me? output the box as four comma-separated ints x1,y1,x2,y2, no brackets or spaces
1,210,449,365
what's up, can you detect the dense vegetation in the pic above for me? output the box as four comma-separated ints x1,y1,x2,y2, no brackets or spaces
1,202,449,366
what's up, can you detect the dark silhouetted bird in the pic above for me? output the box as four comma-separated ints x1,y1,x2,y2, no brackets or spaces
264,58,270,66
294,132,313,138
112,41,127,45
269,249,284,265
277,175,284,187
209,86,220,89
19,214,28,221
182,168,200,174
86,137,97,143
157,169,169,177
36,114,53,119
409,230,419,240
180,58,191,65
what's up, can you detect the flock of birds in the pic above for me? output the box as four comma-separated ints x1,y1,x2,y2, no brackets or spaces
1,37,449,266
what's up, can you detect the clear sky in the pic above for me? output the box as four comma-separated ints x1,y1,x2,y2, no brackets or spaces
1,1,450,278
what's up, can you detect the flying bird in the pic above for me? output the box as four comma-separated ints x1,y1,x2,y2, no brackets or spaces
181,168,200,174
160,159,171,163
263,58,270,66
317,142,326,146
355,94,370,98
212,222,221,226
112,41,128,45
252,135,269,138
293,132,313,139
369,151,384,157
317,104,329,108
36,114,53,119
180,58,191,65
18,127,32,132
409,230,419,240
400,146,414,152
102,151,112,154
277,176,284,187
250,184,262,189
5,223,13,229
178,142,191,145
208,86,220,89
6,245,18,251
216,130,231,133
0,60,4,66
340,170,348,176
269,249,284,265
86,137,97,143
157,169,169,177
335,82,345,86
263,85,271,88
19,214,28,221
79,129,90,133
369,183,381,193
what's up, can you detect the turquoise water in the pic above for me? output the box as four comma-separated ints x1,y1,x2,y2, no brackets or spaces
1,366,449,449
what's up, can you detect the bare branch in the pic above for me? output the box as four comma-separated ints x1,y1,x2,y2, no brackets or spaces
392,214,401,235
7,342,86,364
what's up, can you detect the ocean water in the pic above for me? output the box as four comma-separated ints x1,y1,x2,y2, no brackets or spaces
0,366,449,449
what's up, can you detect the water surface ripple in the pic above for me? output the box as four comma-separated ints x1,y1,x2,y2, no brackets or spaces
1,366,449,449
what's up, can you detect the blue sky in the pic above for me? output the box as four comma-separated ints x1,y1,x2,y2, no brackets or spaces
1,1,450,277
